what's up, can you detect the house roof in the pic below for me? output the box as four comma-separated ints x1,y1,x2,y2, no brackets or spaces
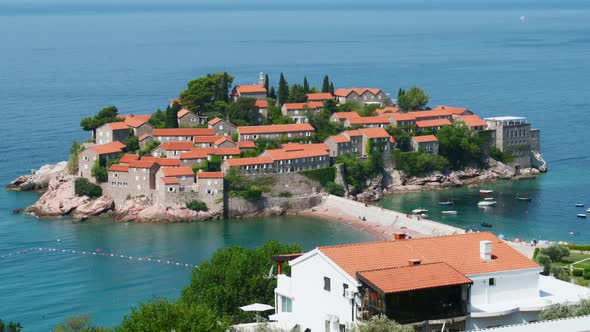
334,88,382,97
149,158,180,167
122,114,151,128
138,134,151,142
214,137,234,146
386,112,418,122
375,107,400,115
208,117,222,125
306,93,333,101
89,141,126,155
283,102,324,110
347,116,390,125
318,232,540,278
412,110,453,119
193,136,221,144
153,128,214,137
197,172,224,179
432,105,470,115
412,135,439,143
205,147,241,156
357,262,472,295
128,160,157,169
234,85,267,94
358,127,392,139
238,123,315,135
263,148,329,161
225,157,274,167
179,150,209,159
160,141,194,151
416,119,452,128
237,141,257,149
177,108,192,118
161,166,194,177
119,154,140,164
281,143,329,151
170,98,182,106
255,100,268,108
108,164,129,172
106,122,129,130
459,115,488,128
160,177,179,185
342,129,362,137
326,135,351,144
331,112,361,120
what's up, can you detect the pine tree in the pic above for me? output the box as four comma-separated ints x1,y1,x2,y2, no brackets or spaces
303,77,310,93
264,74,270,96
329,82,335,95
322,75,330,93
278,73,289,105
269,86,277,100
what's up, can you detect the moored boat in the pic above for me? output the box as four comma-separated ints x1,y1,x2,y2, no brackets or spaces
478,201,497,207
438,201,454,205
577,214,587,218
517,197,532,201
587,208,590,213
480,190,493,195
481,222,493,228
576,203,585,207
412,208,428,214
484,197,494,201
442,210,458,215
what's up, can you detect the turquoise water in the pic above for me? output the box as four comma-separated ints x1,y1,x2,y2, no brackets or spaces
1,3,590,330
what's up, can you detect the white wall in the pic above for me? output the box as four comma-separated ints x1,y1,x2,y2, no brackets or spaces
470,270,540,306
467,311,540,330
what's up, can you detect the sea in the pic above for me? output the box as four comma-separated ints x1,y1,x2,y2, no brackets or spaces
1,1,590,330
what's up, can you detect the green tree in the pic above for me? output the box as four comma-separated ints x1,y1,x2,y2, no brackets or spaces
80,106,122,137
117,299,227,332
540,244,570,263
181,240,302,323
303,77,310,93
397,86,429,112
91,160,108,183
536,253,551,276
393,150,449,176
322,75,330,93
165,103,180,128
329,82,335,95
268,86,277,100
386,126,414,152
551,265,570,281
325,182,345,196
541,299,590,320
228,97,258,125
356,315,414,332
125,132,140,152
68,140,83,174
53,314,111,332
323,99,337,115
277,73,289,105
0,319,23,332
75,178,103,198
436,124,489,170
287,84,308,103
264,73,270,96
180,73,234,114
186,200,208,211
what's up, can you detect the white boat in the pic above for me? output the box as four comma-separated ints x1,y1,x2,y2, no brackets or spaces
587,208,590,213
480,190,494,194
575,203,585,207
438,201,454,205
484,197,494,201
442,210,458,215
478,201,497,207
577,214,587,218
412,208,428,214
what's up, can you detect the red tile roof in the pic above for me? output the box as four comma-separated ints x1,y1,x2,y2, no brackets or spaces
170,98,182,106
205,147,241,156
119,154,140,164
89,141,126,155
332,112,361,120
281,143,329,151
375,107,400,115
160,141,194,151
138,134,151,142
358,262,472,295
123,115,151,128
283,102,324,110
412,110,453,119
235,85,267,94
459,115,488,128
179,150,209,159
237,141,257,149
346,116,391,125
193,136,220,144
412,135,439,143
386,112,418,122
153,128,214,137
108,164,129,172
416,119,452,128
432,105,470,115
214,137,233,146
106,122,129,130
161,166,194,177
306,93,333,101
160,177,179,185
319,232,539,278
238,123,315,135
136,157,181,167
343,129,362,137
197,172,224,179
208,117,223,125
263,148,329,161
225,157,274,167
334,88,382,97
326,135,351,144
359,127,392,139
255,100,268,108
177,108,191,118
128,160,157,169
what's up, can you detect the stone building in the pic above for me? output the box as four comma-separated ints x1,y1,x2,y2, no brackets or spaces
484,116,541,167
177,108,208,127
123,114,154,137
254,100,269,124
411,135,439,155
208,117,237,136
221,157,275,175
281,102,324,124
152,141,194,158
95,122,130,145
196,172,224,210
230,85,267,101
306,93,333,103
237,123,315,141
415,119,452,132
153,128,214,142
78,141,126,180
334,88,387,105
343,116,391,128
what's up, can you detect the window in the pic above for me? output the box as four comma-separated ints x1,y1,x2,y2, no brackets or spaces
489,278,496,286
343,283,349,297
83,156,89,161
168,187,175,192
324,277,331,291
114,173,119,178
280,296,293,313
220,125,224,130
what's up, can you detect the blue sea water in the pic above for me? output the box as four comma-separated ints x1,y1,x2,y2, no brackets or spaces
1,3,590,330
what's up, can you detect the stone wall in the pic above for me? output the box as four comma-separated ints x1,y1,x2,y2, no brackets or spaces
227,195,323,218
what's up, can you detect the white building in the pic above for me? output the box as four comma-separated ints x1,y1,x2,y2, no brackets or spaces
271,232,590,332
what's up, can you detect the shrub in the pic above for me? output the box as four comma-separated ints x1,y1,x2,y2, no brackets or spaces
489,147,515,163
186,200,208,212
551,266,570,281
573,269,584,277
91,160,108,183
566,244,590,252
67,140,83,174
74,178,102,198
393,150,449,176
325,182,345,197
536,253,551,276
584,268,590,280
540,245,570,263
278,191,292,198
299,167,336,187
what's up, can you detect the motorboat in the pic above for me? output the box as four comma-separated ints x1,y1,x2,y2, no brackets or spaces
481,222,493,228
478,201,497,207
484,197,495,201
587,208,590,213
517,196,532,201
442,210,458,215
480,190,494,195
412,208,428,214
576,203,585,207
438,201,454,205
577,214,587,218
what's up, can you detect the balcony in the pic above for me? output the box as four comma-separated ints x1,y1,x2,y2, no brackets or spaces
276,274,292,298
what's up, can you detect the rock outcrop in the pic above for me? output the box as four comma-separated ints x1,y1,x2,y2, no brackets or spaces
71,196,114,221
6,161,68,191
531,150,548,172
25,172,89,217
114,197,221,222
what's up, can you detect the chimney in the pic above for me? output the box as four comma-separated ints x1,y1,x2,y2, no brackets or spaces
480,240,492,261
408,259,421,266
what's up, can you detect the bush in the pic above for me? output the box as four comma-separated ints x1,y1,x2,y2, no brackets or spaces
356,314,415,332
325,182,345,197
75,178,102,198
536,253,551,276
540,245,570,263
393,150,449,176
299,167,336,187
584,268,590,280
489,147,515,163
551,266,570,281
186,200,208,212
566,244,590,252
91,160,108,183
278,191,292,198
573,269,584,277
67,140,83,174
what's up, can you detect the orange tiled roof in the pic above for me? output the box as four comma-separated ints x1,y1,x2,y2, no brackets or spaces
283,102,324,110
214,137,233,145
106,122,129,130
108,164,129,172
193,136,220,144
160,177,179,185
332,112,361,120
358,262,472,295
358,127,392,139
197,172,224,179
170,98,182,105
412,135,439,143
334,88,382,97
138,134,151,142
432,105,470,115
375,107,400,115
319,232,539,278
237,141,257,149
179,150,209,159
281,142,329,151
155,158,180,167
119,154,139,164
205,147,241,156
225,157,274,167
347,116,390,125
306,93,333,101
208,117,224,125
235,85,267,94
459,115,488,128
123,114,151,128
160,141,194,151
263,148,329,161
255,100,269,108
342,129,362,137
177,108,191,118
128,160,157,169
416,119,452,128
238,123,315,135
161,166,194,177
89,141,126,155
386,112,417,121
326,135,351,144
412,109,453,119
153,128,214,137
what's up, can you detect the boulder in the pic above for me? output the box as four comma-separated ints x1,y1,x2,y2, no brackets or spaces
71,196,114,221
7,161,68,191
25,173,88,217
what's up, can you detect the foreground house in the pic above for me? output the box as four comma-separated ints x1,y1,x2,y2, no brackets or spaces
272,232,590,331
236,123,315,141
334,88,387,105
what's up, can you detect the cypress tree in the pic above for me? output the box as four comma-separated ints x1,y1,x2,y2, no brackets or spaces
322,75,330,93
278,73,289,105
303,77,310,93
269,86,277,100
329,82,335,95
221,72,230,102
264,74,270,96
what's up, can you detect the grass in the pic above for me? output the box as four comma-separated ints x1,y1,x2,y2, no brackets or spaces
552,251,590,287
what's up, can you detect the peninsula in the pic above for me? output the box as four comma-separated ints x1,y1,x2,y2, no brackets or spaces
7,72,547,224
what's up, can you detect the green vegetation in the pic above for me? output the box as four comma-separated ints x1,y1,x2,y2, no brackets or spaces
75,178,102,198
124,131,139,152
393,150,449,176
278,191,292,198
299,167,336,187
541,299,590,320
227,97,259,126
139,141,159,156
80,106,122,137
566,244,590,251
287,84,307,103
336,152,382,193
53,315,110,332
325,181,345,197
535,245,573,281
489,147,515,163
437,124,490,170
148,103,181,129
306,102,343,142
353,315,415,332
397,86,429,112
277,73,289,105
303,77,310,93
91,160,108,183
386,126,415,152
225,168,272,201
181,241,301,323
268,105,295,124
67,140,83,174
186,200,208,212
180,72,233,114
0,319,22,332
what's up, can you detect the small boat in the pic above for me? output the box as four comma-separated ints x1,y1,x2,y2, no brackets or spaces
517,196,532,201
577,214,587,218
478,201,497,206
481,222,493,228
442,210,458,215
438,201,454,205
575,203,585,207
480,190,494,195
484,197,495,201
587,208,590,213
412,208,428,214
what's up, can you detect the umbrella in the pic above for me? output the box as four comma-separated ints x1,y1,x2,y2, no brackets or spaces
514,237,521,243
498,234,505,240
240,303,274,322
